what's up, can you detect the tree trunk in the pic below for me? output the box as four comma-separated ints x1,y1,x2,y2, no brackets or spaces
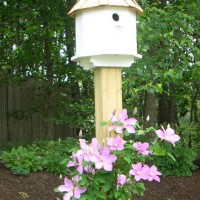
143,91,156,128
143,91,156,140
158,84,176,126
44,21,54,139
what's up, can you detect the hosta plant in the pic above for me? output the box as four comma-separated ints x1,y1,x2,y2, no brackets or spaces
2,146,43,175
56,109,180,200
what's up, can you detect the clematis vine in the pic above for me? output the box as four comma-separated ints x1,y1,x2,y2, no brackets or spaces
90,147,117,171
142,165,162,182
109,109,137,134
76,138,99,162
106,135,126,151
67,153,84,174
133,142,151,155
129,162,145,181
117,174,127,187
129,162,162,182
58,175,87,200
57,109,180,200
156,125,180,146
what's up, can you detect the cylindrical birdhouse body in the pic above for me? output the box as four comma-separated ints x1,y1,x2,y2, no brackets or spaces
69,0,143,70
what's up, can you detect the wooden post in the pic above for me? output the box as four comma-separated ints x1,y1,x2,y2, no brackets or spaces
94,67,122,143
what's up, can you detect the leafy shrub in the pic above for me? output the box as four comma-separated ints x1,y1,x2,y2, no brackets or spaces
42,153,69,175
152,142,198,176
178,122,200,155
1,138,79,175
2,146,43,175
26,138,79,174
27,138,79,156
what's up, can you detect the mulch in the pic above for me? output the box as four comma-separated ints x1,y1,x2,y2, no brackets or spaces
0,162,200,200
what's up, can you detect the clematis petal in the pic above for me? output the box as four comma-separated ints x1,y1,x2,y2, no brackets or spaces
63,177,73,190
76,149,85,156
116,126,123,134
79,139,87,149
91,138,98,146
63,191,73,200
106,137,114,146
125,125,135,133
155,130,165,139
101,147,110,155
95,162,103,169
102,154,117,163
124,118,137,126
108,125,116,132
166,127,175,135
133,142,140,149
143,142,149,149
170,134,180,142
74,186,87,199
150,165,158,171
120,109,128,121
58,185,70,192
77,165,83,174
103,163,113,171
111,115,119,122
135,175,142,182
129,169,135,176
67,161,75,167
153,175,160,182
142,150,150,155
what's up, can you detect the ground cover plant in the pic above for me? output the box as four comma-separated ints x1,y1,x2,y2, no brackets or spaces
1,138,79,175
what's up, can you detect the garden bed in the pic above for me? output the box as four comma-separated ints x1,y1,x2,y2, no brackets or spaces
0,162,199,200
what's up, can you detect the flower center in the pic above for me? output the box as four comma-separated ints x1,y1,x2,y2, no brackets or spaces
150,172,154,177
114,143,118,148
136,171,140,175
165,136,169,140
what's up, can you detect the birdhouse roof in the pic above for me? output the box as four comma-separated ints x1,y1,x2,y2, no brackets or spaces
68,0,143,17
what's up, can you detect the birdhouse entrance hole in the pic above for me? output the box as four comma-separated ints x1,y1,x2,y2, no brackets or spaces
112,13,119,21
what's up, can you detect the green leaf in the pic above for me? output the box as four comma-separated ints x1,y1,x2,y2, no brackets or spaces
153,145,166,156
124,156,132,164
96,191,106,200
54,187,60,193
137,130,145,136
166,152,176,162
123,130,130,137
114,121,124,126
95,175,106,184
103,182,112,192
100,121,109,126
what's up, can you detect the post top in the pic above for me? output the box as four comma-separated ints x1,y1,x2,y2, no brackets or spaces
68,0,143,17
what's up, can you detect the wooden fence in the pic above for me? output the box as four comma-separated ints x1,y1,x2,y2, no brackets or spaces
0,80,75,144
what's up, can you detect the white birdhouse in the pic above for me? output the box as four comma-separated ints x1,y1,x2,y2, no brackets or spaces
68,0,143,70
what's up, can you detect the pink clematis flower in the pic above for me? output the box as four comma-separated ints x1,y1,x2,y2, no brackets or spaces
58,176,87,200
117,174,127,187
109,109,137,134
76,138,99,162
67,153,84,174
90,147,117,171
129,162,144,181
107,135,126,151
156,126,180,146
84,165,95,174
142,165,162,182
133,142,151,155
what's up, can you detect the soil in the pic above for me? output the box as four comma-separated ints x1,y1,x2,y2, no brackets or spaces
0,162,200,200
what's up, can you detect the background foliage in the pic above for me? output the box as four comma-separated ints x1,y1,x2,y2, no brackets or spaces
0,0,199,157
